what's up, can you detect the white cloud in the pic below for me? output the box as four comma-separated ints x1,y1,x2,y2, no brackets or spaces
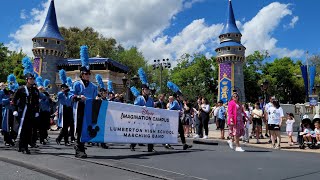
6,0,185,56
241,2,304,58
6,0,304,65
289,16,299,28
20,9,28,19
183,0,205,9
138,19,223,61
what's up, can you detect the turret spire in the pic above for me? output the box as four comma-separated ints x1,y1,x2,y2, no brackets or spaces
33,0,64,40
221,0,240,34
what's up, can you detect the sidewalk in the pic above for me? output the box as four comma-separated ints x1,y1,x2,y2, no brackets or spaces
204,124,320,153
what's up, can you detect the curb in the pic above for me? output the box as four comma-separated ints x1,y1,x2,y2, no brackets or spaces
0,156,75,180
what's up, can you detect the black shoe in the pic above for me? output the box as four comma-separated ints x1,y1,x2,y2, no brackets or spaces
101,143,109,149
260,135,264,139
75,151,87,158
56,138,61,145
265,134,269,138
24,149,31,154
30,144,39,148
130,147,135,151
148,148,156,152
40,141,47,145
268,139,272,143
164,144,174,150
183,144,192,150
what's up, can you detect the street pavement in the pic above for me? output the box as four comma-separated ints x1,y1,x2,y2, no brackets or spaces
0,129,319,180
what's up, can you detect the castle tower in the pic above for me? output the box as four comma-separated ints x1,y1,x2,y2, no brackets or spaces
215,0,246,103
32,0,64,93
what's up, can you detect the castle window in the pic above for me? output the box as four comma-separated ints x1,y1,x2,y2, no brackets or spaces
57,41,60,45
239,47,242,51
227,34,231,37
44,39,48,43
227,47,231,51
236,34,239,37
218,49,221,52
50,50,54,55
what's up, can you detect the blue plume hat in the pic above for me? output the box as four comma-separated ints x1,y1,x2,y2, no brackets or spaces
138,67,149,89
7,74,17,91
59,69,68,88
95,74,106,92
108,80,114,94
80,45,90,74
36,76,44,87
43,79,51,90
22,57,35,79
167,81,182,96
130,86,140,97
66,77,73,89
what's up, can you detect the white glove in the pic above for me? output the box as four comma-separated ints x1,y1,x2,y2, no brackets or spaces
35,113,39,118
13,111,18,117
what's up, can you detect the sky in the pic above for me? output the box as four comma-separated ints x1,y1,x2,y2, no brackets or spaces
0,0,318,65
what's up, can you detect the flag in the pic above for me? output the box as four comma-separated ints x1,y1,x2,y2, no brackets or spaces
309,65,316,95
33,57,42,76
300,65,309,98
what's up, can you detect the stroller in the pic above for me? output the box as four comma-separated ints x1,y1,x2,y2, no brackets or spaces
298,115,318,149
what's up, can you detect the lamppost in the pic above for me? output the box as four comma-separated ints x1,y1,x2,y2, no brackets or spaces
260,80,269,104
152,58,171,93
122,75,139,103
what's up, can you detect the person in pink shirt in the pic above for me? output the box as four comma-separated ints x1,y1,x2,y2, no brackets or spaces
227,92,247,152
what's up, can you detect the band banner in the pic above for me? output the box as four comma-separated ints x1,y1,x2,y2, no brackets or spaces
81,99,179,144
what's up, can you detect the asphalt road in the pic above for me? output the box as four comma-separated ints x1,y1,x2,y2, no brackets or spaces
0,133,319,180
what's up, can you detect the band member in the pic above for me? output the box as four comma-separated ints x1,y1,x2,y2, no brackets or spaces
2,74,18,146
66,77,75,142
13,57,40,154
0,83,5,129
107,81,115,101
56,70,73,146
73,45,98,158
130,68,155,152
36,77,52,145
95,74,108,149
167,81,192,150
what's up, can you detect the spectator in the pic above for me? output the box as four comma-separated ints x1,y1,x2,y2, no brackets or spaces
251,102,263,144
217,100,226,139
243,103,252,143
200,98,210,139
183,99,192,137
227,92,247,152
193,96,202,138
286,113,295,146
266,99,284,149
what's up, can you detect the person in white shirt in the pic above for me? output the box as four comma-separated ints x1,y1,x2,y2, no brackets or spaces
314,121,320,145
266,99,284,149
213,105,220,130
243,104,252,143
286,113,295,146
200,98,210,139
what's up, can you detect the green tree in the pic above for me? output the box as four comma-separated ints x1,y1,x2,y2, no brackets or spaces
261,57,304,103
0,44,26,84
244,51,268,102
169,54,218,103
60,27,120,59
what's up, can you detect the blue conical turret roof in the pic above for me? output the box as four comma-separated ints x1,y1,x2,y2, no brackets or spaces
33,0,64,41
221,0,240,35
